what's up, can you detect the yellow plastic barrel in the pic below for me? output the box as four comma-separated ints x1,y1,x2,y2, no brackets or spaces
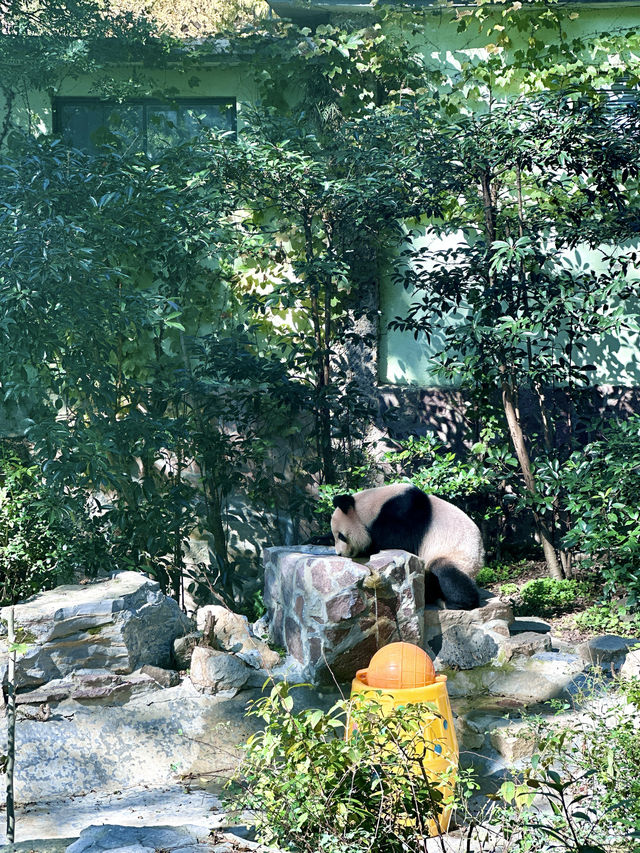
349,644,459,836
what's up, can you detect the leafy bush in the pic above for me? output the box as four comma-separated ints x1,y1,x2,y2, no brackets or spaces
480,685,640,852
0,445,110,605
515,578,590,617
229,682,471,852
476,560,528,588
562,416,640,602
575,602,640,637
384,428,519,532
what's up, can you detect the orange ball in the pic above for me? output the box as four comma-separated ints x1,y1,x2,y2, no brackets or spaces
364,642,435,689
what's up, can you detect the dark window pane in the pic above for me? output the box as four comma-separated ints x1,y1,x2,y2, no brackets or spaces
58,102,105,152
180,102,235,135
104,104,145,152
146,106,180,157
54,98,236,154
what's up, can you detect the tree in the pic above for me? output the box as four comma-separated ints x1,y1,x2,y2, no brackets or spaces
388,4,640,577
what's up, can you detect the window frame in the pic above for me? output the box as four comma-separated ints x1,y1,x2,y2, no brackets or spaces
52,95,237,153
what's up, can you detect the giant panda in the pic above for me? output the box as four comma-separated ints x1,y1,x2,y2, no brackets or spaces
331,483,483,610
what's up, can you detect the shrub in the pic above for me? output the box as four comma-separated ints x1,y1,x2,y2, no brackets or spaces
457,680,640,852
0,445,110,605
575,602,640,637
516,578,589,617
228,682,472,852
562,415,640,602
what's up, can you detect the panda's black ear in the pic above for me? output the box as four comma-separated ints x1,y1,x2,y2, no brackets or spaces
333,493,355,513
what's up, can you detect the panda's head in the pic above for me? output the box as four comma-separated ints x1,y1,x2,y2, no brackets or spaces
330,493,372,558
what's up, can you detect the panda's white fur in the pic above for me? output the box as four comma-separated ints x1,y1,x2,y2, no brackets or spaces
331,483,484,609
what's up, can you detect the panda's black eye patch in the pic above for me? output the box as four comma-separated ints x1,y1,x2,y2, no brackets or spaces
338,533,348,543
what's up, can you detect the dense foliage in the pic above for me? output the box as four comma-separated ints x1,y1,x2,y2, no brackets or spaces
230,683,467,852
1,0,640,610
232,679,640,853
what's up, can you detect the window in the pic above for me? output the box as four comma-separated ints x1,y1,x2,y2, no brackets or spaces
53,97,236,155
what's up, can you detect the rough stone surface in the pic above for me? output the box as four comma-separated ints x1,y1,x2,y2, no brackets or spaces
578,634,637,667
196,606,280,670
0,572,193,694
0,682,264,803
432,625,502,670
174,632,203,670
489,719,539,762
425,591,514,670
13,668,175,707
621,648,640,679
481,652,589,702
509,617,551,635
500,631,553,662
190,646,251,696
264,546,426,682
65,823,209,853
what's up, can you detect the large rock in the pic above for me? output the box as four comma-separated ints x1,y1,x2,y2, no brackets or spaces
190,646,251,697
263,546,426,682
500,631,552,662
0,681,337,805
621,649,640,679
13,667,178,707
65,824,218,853
425,591,514,670
0,682,260,803
578,634,637,667
196,605,280,670
0,572,193,695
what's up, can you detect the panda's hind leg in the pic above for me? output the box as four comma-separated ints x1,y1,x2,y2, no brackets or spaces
427,559,480,611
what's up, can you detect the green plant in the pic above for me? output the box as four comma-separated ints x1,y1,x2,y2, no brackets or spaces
229,682,472,852
0,444,110,605
562,416,640,602
516,578,589,618
476,560,528,588
575,602,640,637
457,681,640,852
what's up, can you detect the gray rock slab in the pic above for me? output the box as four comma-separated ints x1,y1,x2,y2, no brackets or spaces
621,648,640,679
0,784,223,846
0,572,193,692
509,617,551,635
0,841,74,852
14,668,172,707
500,631,552,661
0,683,263,803
174,633,204,670
190,647,251,696
65,824,209,853
432,625,502,670
578,634,637,666
196,607,279,670
482,652,589,702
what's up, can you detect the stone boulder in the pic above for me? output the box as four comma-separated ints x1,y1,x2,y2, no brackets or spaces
190,646,251,697
263,546,426,682
12,667,179,707
621,648,640,679
196,605,280,670
578,634,637,668
425,591,514,670
0,571,193,696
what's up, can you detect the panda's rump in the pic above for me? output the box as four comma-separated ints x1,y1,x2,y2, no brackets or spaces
418,495,484,578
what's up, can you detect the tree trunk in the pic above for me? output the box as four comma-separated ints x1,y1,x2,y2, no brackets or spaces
501,378,564,579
